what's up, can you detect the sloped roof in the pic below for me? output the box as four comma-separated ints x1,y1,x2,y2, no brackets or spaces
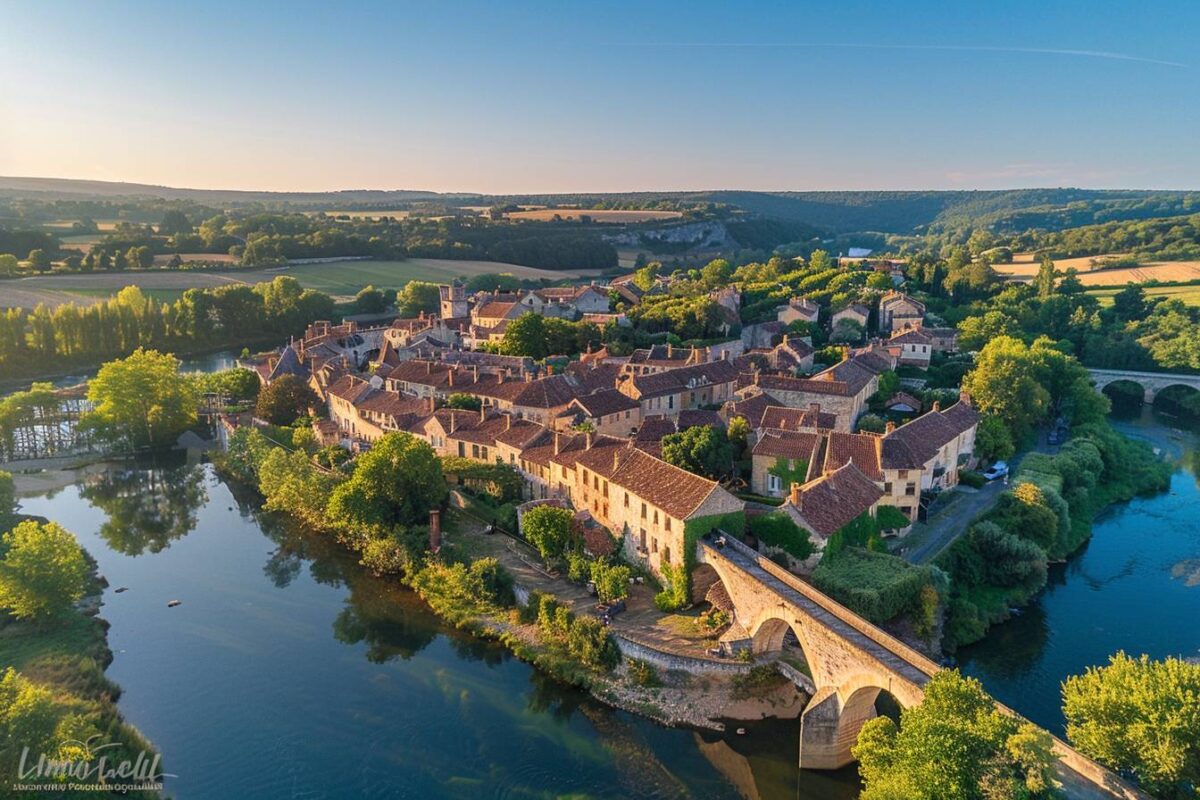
572,389,639,418
790,463,883,538
822,431,884,481
753,429,822,463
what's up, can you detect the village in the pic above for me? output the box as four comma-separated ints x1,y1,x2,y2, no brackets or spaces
236,275,979,619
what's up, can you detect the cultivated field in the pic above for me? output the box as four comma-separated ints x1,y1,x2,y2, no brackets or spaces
1088,284,1200,307
994,254,1200,286
316,210,412,220
0,257,604,309
505,209,683,223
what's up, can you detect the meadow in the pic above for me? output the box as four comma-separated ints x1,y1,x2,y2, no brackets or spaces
0,257,603,309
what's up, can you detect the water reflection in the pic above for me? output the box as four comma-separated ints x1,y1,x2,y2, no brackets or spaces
78,459,206,555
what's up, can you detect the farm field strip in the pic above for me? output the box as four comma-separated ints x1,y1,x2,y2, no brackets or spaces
1,257,604,309
994,259,1200,286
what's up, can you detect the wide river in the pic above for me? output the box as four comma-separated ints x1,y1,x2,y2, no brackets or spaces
13,407,1199,798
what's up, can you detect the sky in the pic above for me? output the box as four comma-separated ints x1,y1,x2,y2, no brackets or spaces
1,0,1197,194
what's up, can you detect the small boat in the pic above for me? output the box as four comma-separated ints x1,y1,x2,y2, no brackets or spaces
167,600,182,608
113,587,128,593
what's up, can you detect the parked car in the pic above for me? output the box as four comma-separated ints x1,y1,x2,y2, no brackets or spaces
982,461,1009,481
595,599,626,619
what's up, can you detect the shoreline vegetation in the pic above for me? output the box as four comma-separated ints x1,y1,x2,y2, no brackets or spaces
0,510,160,799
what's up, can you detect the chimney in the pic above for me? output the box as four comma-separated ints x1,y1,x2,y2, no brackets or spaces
886,420,896,433
448,367,455,387
585,432,593,449
721,349,728,361
505,415,512,431
449,412,457,434
613,450,620,471
426,396,435,415
497,370,505,384
472,365,478,381
525,371,533,383
790,482,802,509
753,370,760,386
426,361,432,374
959,390,971,407
932,400,941,413
429,509,442,553
553,431,561,455
480,405,487,422
667,342,674,358
809,402,820,414
782,334,789,347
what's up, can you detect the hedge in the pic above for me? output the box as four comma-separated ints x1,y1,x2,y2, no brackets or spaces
811,548,934,624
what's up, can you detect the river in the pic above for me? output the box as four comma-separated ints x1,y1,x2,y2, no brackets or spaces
12,408,1198,797
959,404,1200,734
1,349,240,393
15,461,860,800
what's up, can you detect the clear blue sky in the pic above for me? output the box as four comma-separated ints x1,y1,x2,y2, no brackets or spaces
2,1,1196,193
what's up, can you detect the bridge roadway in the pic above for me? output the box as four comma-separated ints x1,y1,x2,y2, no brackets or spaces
696,536,1147,799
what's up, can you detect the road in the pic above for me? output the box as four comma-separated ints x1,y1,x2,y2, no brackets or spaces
898,436,1057,565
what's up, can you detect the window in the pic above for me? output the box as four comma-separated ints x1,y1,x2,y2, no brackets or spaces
623,492,629,508
653,510,659,525
768,474,782,492
905,483,916,496
651,537,658,554
665,518,672,532
641,502,647,519
663,545,671,564
639,529,646,548
884,482,893,493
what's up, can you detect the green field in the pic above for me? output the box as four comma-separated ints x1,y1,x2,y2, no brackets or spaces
1087,283,1200,307
3,257,600,309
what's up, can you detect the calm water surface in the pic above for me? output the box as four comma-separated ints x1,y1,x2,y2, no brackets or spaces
18,461,859,800
959,406,1200,733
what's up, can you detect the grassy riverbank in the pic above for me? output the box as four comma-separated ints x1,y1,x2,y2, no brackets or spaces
0,534,160,797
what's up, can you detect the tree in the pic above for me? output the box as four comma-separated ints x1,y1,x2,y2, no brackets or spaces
0,668,60,763
326,432,447,534
500,312,548,359
158,209,192,236
727,416,750,460
521,504,575,561
590,560,631,603
354,285,389,314
257,447,337,530
957,310,1021,352
82,348,199,449
961,336,1050,443
853,670,1057,800
0,470,14,532
395,281,440,317
1111,284,1148,322
0,521,89,623
1035,255,1058,298
661,425,732,479
808,249,833,271
255,374,318,425
26,249,51,273
831,318,864,343
444,393,481,411
1063,652,1200,798
975,414,1015,462
700,258,733,288
0,254,18,277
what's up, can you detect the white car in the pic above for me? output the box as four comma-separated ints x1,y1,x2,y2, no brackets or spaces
982,462,1009,481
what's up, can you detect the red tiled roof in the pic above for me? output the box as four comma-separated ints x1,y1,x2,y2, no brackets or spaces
791,463,883,538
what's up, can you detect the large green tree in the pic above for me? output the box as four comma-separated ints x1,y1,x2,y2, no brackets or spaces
396,281,441,317
1063,652,1200,798
82,348,199,449
662,424,732,479
500,312,548,359
520,504,575,561
255,374,318,425
853,670,1057,800
0,521,89,622
326,432,447,535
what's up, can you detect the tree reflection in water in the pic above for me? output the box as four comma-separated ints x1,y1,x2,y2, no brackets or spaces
80,457,206,555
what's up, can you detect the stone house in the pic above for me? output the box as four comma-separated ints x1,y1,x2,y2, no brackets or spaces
783,463,884,552
877,291,926,333
776,296,821,327
618,359,740,417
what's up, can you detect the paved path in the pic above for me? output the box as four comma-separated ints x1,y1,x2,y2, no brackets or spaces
898,436,1058,565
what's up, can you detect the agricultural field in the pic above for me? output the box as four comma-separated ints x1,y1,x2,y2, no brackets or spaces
315,209,413,220
0,257,604,309
1087,283,1200,307
993,253,1200,286
504,208,683,223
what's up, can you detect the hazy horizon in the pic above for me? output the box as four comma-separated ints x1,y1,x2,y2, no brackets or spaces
3,1,1197,193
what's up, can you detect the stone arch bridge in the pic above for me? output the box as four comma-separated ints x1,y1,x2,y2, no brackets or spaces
695,536,1146,798
1087,368,1200,403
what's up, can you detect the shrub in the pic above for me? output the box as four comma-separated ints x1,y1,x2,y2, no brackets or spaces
748,512,814,560
653,562,689,611
628,659,661,687
811,548,934,624
958,470,986,489
590,560,631,603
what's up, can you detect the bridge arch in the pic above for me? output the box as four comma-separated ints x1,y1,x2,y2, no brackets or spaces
1099,377,1150,406
1154,383,1200,416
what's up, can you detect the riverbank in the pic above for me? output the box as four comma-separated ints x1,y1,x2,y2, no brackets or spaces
938,419,1173,653
0,525,160,797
